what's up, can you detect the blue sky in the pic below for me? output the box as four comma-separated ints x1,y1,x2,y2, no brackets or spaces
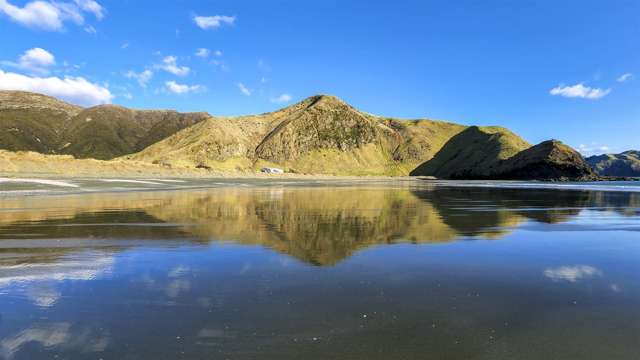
0,0,638,155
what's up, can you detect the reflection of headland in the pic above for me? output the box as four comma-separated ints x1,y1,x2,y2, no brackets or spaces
0,187,638,267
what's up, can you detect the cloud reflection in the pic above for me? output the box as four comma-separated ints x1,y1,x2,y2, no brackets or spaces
544,265,602,282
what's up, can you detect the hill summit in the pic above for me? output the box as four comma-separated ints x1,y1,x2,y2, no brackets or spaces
125,95,466,176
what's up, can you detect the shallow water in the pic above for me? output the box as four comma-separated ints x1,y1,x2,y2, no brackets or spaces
0,183,639,359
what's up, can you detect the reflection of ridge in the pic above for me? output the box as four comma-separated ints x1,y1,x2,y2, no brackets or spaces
0,187,638,267
412,188,595,237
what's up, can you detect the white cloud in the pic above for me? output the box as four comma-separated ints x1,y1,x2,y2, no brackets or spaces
125,69,153,88
270,93,292,104
617,73,633,83
195,48,210,58
550,83,611,100
165,81,202,94
83,25,95,33
120,42,129,49
214,50,223,57
0,0,105,31
2,47,56,75
193,15,235,30
157,56,190,76
576,143,614,156
74,0,104,20
0,69,113,106
237,82,251,96
544,265,602,282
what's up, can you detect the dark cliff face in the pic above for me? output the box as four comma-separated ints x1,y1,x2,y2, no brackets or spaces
587,151,640,177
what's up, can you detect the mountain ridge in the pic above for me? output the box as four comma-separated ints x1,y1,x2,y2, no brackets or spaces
1,90,599,179
587,150,640,177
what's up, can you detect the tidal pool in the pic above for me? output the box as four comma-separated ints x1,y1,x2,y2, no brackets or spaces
0,184,639,359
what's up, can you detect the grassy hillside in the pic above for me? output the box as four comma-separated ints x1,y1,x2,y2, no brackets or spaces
587,150,640,177
496,140,596,180
0,90,209,160
0,91,81,153
125,95,466,176
61,105,209,159
410,126,531,178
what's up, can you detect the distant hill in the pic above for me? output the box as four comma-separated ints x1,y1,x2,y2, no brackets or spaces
586,151,640,177
125,95,466,176
0,90,210,159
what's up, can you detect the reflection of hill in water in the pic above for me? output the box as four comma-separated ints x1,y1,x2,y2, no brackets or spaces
0,187,638,266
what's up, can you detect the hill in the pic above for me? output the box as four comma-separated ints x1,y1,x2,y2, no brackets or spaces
409,126,531,178
0,91,81,154
410,130,596,180
0,90,210,160
586,151,640,177
125,95,466,176
3,91,595,179
495,140,597,180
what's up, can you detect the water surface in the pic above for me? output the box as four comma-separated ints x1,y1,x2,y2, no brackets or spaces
1,182,639,359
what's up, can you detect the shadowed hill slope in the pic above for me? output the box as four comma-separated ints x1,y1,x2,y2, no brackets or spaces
126,95,466,175
409,126,531,178
0,90,210,160
495,140,597,180
410,129,596,180
587,151,640,177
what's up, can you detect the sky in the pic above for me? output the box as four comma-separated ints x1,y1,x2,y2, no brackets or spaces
0,0,638,155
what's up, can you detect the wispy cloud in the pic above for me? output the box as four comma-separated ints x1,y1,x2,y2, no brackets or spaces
0,69,112,106
550,83,611,100
270,93,292,104
237,83,251,96
1,47,56,75
576,143,613,156
157,56,190,76
617,73,633,83
0,0,105,31
193,15,235,30
125,69,153,88
544,265,602,282
195,48,210,58
165,80,203,94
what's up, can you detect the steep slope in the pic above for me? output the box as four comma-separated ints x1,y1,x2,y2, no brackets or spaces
0,91,81,153
410,126,531,178
126,95,466,175
495,140,597,180
0,90,209,160
587,151,640,177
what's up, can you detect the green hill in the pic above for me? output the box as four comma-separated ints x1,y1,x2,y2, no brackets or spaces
0,90,210,160
0,91,81,154
495,140,597,180
586,151,640,177
410,130,596,180
409,126,531,178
